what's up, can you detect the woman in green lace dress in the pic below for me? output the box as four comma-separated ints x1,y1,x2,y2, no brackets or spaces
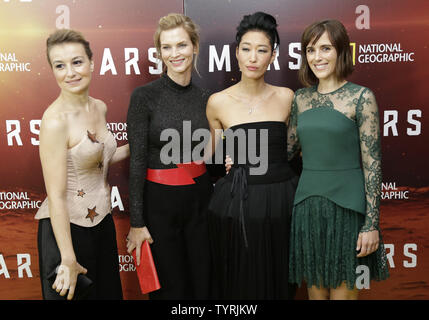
287,19,389,299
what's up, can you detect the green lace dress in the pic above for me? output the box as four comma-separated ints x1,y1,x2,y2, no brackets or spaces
288,82,389,290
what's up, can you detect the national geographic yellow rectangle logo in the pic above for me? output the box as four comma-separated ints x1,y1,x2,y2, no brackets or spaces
350,42,356,65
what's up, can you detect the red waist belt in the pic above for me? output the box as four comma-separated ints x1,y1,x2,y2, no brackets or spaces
146,162,207,186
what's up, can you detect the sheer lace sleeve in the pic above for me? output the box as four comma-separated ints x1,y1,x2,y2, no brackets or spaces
127,88,149,228
287,93,301,161
356,88,382,232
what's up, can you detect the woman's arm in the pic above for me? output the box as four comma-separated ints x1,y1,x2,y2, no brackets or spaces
203,93,225,163
95,99,130,165
126,88,150,228
39,113,87,299
110,144,130,164
356,88,382,257
287,93,301,161
126,88,153,265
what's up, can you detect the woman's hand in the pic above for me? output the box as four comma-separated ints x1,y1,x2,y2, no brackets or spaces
356,230,379,257
225,155,233,174
52,260,87,300
126,227,153,266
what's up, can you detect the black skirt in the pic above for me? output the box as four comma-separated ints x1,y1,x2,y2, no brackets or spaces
208,164,298,299
37,214,123,300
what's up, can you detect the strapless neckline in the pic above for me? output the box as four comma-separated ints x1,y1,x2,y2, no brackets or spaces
68,130,114,151
227,120,286,131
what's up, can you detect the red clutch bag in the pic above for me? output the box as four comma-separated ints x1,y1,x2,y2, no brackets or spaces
132,241,161,294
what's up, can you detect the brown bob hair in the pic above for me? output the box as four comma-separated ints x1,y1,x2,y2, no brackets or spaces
298,19,354,87
46,29,93,66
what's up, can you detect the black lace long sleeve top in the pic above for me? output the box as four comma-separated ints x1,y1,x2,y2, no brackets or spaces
126,73,210,228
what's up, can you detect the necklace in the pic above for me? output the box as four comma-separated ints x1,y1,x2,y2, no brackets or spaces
247,90,273,115
248,104,259,114
228,86,274,116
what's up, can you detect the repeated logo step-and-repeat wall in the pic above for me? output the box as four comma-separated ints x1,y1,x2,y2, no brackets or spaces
0,0,182,300
185,0,429,300
0,0,428,299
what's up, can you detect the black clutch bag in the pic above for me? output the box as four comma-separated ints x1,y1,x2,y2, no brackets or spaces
47,265,94,300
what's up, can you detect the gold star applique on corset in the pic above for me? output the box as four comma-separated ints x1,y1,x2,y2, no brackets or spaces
86,206,99,222
87,130,99,143
77,189,85,197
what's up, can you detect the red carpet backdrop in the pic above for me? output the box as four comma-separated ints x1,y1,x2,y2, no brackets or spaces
0,0,428,299
0,0,182,300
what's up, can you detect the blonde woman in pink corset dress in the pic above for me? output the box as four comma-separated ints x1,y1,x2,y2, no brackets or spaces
35,29,129,300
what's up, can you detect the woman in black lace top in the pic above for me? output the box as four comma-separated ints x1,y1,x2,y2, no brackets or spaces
125,13,213,299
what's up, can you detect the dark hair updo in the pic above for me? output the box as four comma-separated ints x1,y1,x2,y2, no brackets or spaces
235,12,280,51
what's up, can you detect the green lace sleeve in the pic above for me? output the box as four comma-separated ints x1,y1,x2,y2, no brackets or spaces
356,88,382,232
287,93,301,161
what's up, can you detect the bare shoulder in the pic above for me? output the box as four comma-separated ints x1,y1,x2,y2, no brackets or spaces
270,85,294,112
271,85,294,100
208,88,232,105
207,87,235,113
91,97,108,115
39,113,68,152
41,101,68,134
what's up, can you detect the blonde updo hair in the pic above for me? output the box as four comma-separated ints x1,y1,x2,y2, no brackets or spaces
153,13,201,75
